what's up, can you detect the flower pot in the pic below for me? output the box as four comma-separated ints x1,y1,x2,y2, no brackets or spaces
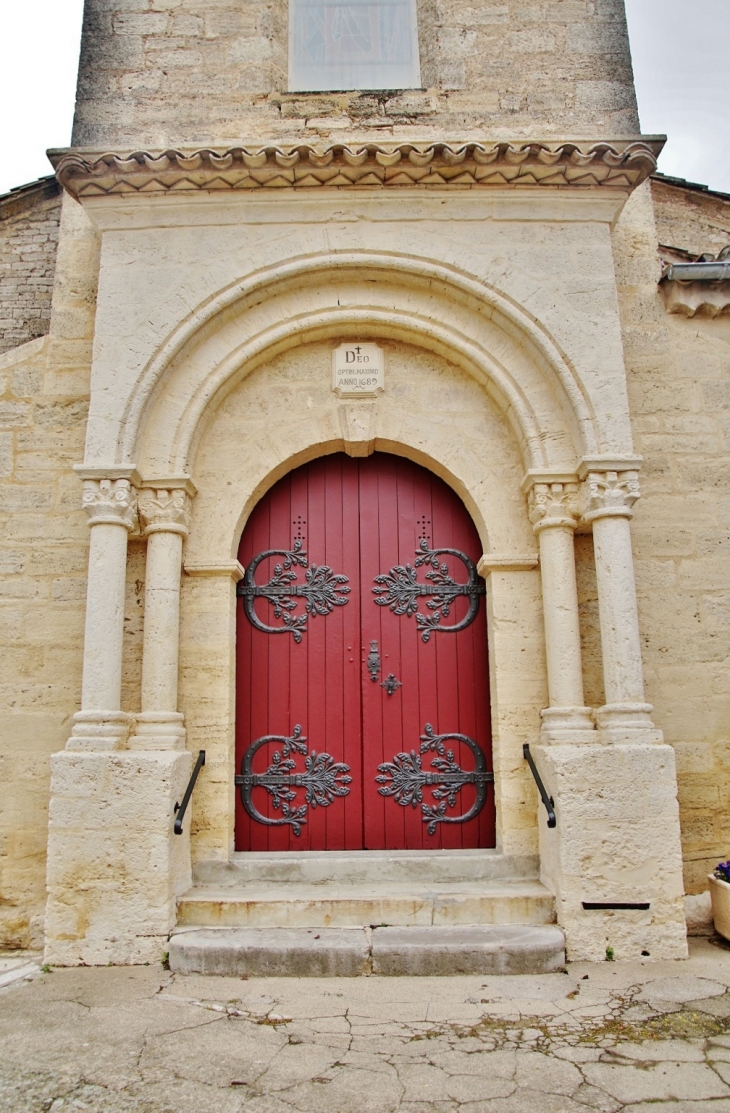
709,874,730,941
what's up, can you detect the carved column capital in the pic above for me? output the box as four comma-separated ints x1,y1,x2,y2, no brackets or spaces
138,487,192,537
527,481,580,534
81,478,137,530
581,470,640,523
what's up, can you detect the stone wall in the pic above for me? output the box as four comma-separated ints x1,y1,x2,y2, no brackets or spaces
0,195,98,948
613,181,730,895
71,0,639,149
0,179,62,357
651,175,730,259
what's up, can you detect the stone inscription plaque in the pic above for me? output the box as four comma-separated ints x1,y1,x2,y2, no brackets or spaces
332,343,384,399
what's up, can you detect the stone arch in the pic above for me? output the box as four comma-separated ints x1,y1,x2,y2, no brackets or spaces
183,337,536,566
178,338,544,864
124,252,600,477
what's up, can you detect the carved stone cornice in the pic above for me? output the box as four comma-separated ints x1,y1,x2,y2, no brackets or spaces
526,481,580,533
81,478,137,530
581,470,640,523
659,248,730,318
138,488,192,537
660,281,730,317
50,139,661,199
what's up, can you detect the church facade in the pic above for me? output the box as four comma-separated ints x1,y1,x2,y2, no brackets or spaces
1,0,729,969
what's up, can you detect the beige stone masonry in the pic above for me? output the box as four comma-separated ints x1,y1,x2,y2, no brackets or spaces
536,739,688,961
44,470,195,964
477,555,538,574
34,166,686,961
130,480,195,751
612,181,730,895
579,462,653,733
519,458,686,958
7,0,715,969
338,402,376,457
524,474,592,734
69,0,642,148
184,561,244,580
44,747,192,966
0,193,99,950
66,469,138,752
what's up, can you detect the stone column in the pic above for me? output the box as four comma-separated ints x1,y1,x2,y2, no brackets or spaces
581,468,653,732
45,472,194,967
526,478,593,735
530,463,687,963
129,483,194,749
67,473,137,751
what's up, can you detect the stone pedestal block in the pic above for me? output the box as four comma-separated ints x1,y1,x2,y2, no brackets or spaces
533,738,688,961
44,749,192,965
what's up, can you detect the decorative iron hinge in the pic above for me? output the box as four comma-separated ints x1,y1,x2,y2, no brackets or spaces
373,538,485,642
376,724,493,835
235,726,352,837
237,538,350,642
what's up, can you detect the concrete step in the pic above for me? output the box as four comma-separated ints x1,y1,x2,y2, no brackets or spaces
177,878,555,929
168,925,566,977
193,850,539,887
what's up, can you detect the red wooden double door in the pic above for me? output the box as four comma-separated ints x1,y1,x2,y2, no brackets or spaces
235,453,494,851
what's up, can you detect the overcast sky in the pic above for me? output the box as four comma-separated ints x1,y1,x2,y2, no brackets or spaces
1,0,729,197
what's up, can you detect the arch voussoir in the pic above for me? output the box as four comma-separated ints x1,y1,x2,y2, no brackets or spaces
125,252,597,477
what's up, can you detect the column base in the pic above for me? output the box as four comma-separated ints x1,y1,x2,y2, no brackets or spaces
128,711,186,750
595,702,658,741
44,748,192,966
540,706,595,740
534,737,687,961
65,710,131,751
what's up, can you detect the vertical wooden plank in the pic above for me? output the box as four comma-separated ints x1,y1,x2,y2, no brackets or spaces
265,474,296,851
397,456,429,849
431,476,465,849
359,455,387,849
302,457,327,851
340,456,364,849
287,462,311,849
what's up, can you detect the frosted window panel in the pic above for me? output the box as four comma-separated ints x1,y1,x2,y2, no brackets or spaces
289,0,421,92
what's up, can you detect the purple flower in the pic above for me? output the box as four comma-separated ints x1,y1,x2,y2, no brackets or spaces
714,860,730,883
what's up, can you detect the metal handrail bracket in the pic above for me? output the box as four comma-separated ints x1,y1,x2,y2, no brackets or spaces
523,743,556,828
174,750,205,835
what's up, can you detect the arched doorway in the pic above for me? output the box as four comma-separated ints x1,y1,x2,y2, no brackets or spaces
235,452,494,851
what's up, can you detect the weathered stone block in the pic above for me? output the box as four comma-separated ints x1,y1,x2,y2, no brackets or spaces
169,927,371,977
44,750,192,965
371,925,565,975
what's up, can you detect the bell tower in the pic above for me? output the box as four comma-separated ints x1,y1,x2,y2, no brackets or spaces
70,0,640,149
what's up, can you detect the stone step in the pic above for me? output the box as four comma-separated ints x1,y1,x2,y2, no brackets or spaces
193,850,539,887
177,878,555,929
168,925,566,977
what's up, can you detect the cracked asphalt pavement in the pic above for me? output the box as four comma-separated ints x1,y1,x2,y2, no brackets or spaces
3,939,730,1111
